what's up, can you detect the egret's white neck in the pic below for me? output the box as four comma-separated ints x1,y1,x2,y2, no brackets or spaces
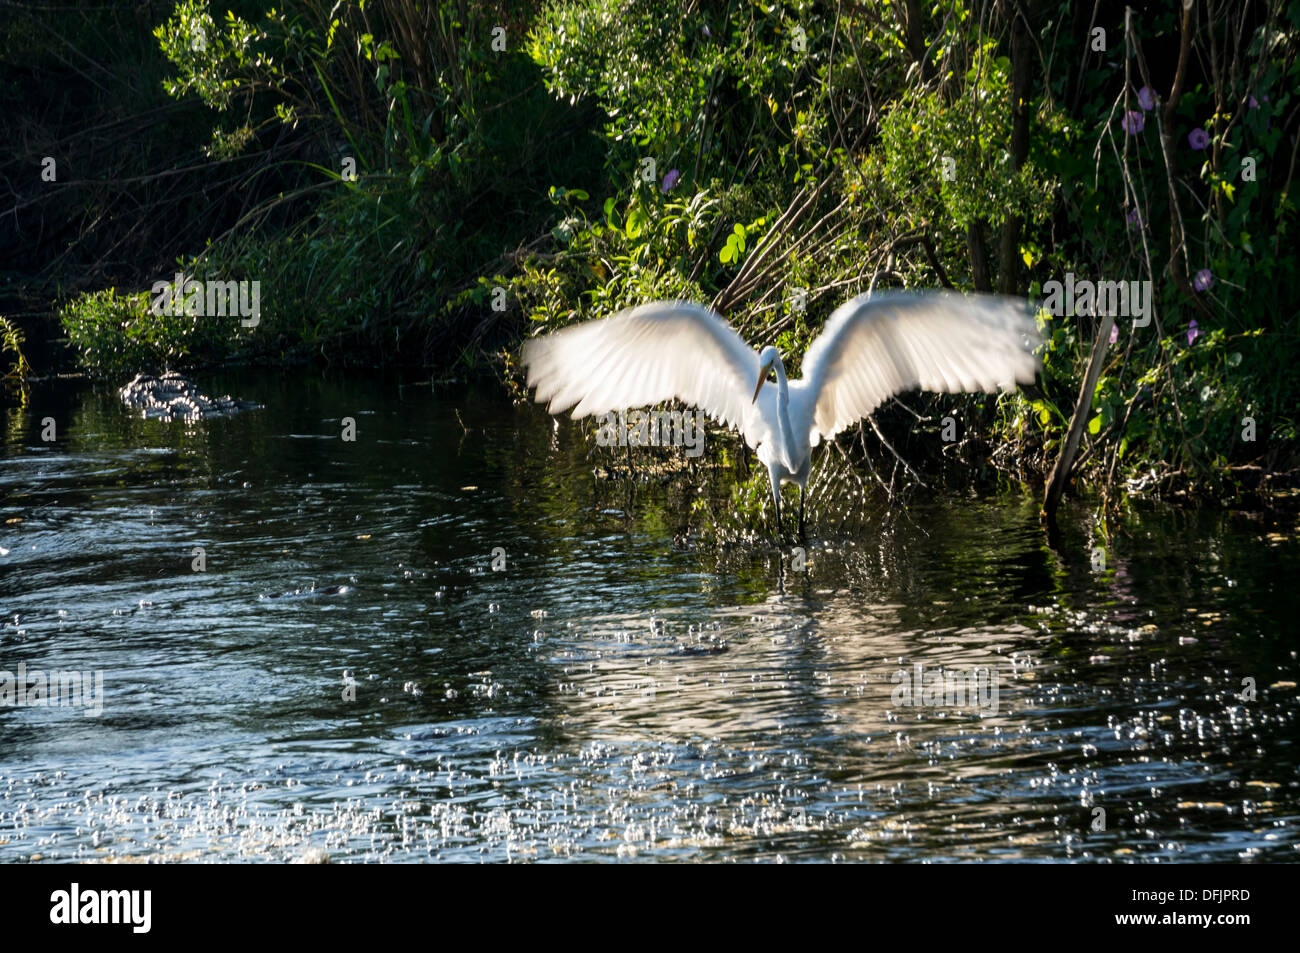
770,352,789,406
770,353,797,468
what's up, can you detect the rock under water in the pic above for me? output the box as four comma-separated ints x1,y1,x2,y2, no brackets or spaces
119,371,263,421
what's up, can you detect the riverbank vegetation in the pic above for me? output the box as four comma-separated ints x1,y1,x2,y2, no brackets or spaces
2,1,1297,505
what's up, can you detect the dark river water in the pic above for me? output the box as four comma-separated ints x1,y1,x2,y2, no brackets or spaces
1,370,1297,862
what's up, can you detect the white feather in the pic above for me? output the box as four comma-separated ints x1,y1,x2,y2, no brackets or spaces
523,300,769,445
793,290,1041,448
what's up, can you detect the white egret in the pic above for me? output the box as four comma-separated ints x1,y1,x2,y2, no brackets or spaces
523,290,1041,535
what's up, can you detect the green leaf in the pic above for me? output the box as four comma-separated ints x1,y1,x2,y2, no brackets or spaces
1087,414,1102,435
625,206,647,240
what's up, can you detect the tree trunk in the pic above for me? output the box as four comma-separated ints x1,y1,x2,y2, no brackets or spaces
967,222,992,292
996,0,1034,295
900,0,931,80
1043,314,1114,521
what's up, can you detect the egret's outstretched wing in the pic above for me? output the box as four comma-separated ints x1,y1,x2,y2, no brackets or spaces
794,290,1041,445
522,300,764,439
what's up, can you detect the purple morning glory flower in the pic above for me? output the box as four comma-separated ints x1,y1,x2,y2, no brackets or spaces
1121,111,1144,134
1248,95,1259,109
1137,86,1156,111
1188,127,1210,150
1126,208,1144,229
661,169,680,193
1186,320,1200,345
1109,322,1119,345
1193,268,1213,291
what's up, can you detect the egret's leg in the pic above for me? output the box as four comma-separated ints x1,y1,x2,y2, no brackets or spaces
768,467,782,537
798,486,806,541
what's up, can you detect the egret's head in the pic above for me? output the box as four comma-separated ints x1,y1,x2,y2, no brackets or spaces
752,345,781,404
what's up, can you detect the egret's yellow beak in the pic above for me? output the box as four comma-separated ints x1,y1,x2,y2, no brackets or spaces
752,364,771,404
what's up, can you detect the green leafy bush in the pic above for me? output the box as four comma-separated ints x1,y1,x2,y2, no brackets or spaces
60,287,233,376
